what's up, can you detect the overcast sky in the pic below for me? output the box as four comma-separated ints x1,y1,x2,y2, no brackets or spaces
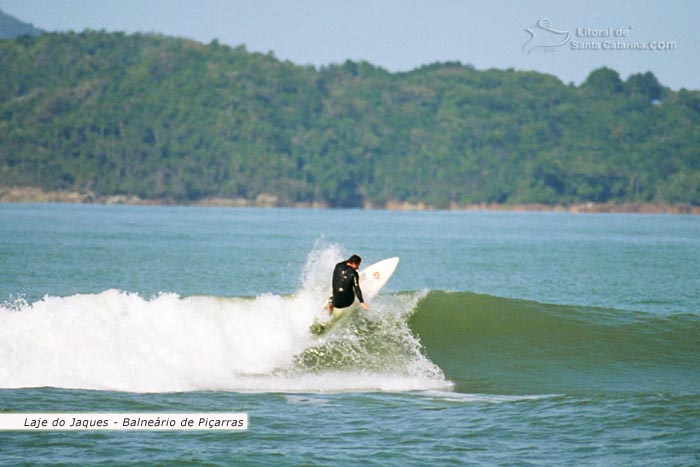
1,0,698,90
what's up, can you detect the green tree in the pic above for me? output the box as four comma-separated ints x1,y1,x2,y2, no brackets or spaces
583,67,624,95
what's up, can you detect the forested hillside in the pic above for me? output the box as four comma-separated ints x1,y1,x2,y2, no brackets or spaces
0,10,43,39
1,31,699,207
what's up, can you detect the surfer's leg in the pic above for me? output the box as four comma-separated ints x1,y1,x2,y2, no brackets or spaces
324,297,333,314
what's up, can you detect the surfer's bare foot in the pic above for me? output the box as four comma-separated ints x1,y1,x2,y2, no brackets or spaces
323,299,333,314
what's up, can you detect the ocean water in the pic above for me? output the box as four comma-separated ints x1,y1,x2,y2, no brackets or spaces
1,204,699,466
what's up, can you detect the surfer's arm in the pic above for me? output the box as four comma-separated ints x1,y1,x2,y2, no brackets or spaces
354,273,369,310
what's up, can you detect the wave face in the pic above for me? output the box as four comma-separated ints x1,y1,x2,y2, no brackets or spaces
0,246,447,393
409,291,700,395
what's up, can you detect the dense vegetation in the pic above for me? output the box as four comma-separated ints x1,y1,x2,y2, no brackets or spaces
1,31,699,207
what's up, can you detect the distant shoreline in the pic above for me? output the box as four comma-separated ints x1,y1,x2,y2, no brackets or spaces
1,186,698,214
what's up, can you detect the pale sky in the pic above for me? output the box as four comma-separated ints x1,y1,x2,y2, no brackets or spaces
1,0,698,90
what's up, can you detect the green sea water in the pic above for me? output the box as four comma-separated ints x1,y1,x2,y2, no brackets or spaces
1,204,699,466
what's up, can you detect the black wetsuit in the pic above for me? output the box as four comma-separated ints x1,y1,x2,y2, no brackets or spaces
331,261,364,308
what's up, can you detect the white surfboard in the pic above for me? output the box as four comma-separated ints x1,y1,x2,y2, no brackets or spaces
310,257,399,335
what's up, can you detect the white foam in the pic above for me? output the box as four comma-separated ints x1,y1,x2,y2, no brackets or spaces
418,390,555,404
0,246,448,393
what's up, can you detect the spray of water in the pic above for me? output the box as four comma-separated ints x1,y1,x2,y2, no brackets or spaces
0,244,448,393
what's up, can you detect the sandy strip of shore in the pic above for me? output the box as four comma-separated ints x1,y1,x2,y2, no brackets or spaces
1,186,698,214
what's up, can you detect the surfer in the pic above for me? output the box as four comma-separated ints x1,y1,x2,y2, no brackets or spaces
325,254,368,313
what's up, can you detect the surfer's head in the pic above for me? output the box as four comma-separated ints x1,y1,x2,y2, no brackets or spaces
347,254,362,269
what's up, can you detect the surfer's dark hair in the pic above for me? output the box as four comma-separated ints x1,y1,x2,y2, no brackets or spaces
347,254,362,265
